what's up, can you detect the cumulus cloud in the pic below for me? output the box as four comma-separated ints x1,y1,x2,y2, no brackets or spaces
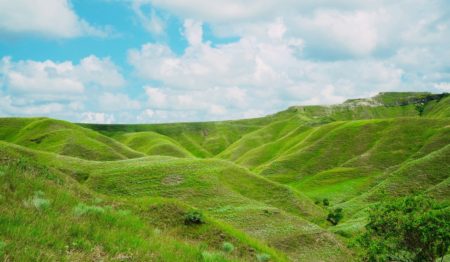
98,93,141,112
81,112,115,124
1,55,125,100
127,17,410,121
132,1,166,35
122,0,450,123
0,55,128,122
0,0,108,38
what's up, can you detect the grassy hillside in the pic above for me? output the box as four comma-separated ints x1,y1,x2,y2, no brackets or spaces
1,92,449,261
82,118,273,158
0,141,352,261
0,141,290,261
116,131,194,158
0,118,144,161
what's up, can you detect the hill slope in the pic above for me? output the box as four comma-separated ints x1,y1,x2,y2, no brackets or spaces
0,118,144,161
116,131,194,158
0,141,351,261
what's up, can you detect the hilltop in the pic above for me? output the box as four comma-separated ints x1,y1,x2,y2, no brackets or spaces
0,92,449,261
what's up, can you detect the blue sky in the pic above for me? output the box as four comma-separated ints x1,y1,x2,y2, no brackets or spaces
0,0,449,123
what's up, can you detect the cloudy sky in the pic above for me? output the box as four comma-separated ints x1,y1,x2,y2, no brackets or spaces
0,0,449,123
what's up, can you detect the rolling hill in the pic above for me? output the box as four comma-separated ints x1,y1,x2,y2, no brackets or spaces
1,92,449,261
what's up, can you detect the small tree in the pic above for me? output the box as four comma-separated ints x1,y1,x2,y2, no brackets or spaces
327,208,343,225
355,195,450,262
415,102,425,116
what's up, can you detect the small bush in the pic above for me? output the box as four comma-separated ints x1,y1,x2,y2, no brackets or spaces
327,208,343,225
184,210,204,225
73,203,105,216
222,242,234,253
322,198,330,206
256,253,271,262
32,197,51,210
25,191,51,211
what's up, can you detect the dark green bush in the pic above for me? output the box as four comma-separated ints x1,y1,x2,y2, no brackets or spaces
327,208,343,225
323,198,330,206
184,210,204,225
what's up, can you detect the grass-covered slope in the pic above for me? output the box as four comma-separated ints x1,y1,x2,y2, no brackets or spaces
82,118,272,158
0,141,351,261
116,131,194,158
0,141,291,261
84,159,350,261
0,118,144,161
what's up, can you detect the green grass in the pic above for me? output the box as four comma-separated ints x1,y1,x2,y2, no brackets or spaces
0,92,449,261
116,131,194,158
0,118,144,161
0,145,289,261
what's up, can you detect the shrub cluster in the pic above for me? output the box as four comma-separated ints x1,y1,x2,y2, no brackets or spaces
184,210,205,225
222,242,234,253
327,208,343,225
355,195,450,261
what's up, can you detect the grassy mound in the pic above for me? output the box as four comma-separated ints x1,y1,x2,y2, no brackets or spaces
83,118,271,158
116,131,194,158
0,118,144,161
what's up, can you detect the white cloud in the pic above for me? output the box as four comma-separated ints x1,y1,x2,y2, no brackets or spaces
81,112,115,124
291,10,382,57
183,19,203,46
1,55,125,100
434,83,450,92
0,0,108,38
145,86,167,107
132,1,166,35
128,18,407,121
0,56,128,123
99,93,141,112
76,56,125,88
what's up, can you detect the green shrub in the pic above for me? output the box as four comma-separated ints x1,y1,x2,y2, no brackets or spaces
322,198,330,206
327,208,343,225
222,242,234,253
355,195,450,261
256,253,271,262
184,210,204,225
26,191,51,211
415,102,425,116
73,203,105,216
31,197,51,210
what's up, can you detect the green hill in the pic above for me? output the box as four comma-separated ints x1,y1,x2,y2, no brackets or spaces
1,92,449,261
0,118,144,161
115,131,194,158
